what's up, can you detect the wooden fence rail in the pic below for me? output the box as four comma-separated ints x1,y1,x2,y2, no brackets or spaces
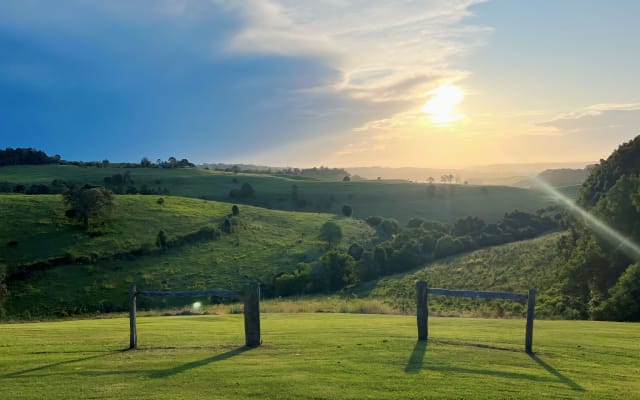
416,281,536,353
129,282,261,349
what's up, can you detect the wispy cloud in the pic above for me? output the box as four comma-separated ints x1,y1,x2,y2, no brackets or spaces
220,0,490,102
539,103,640,134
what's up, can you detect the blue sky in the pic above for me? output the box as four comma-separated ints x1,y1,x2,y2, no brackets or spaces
1,1,639,167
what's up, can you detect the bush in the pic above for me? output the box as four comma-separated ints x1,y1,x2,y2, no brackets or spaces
595,263,640,321
319,221,343,248
434,235,464,258
366,216,383,227
341,204,353,217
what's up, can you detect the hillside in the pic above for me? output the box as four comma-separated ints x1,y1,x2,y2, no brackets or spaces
356,233,569,318
0,164,566,224
0,194,373,318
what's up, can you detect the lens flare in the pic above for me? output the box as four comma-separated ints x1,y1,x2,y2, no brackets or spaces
530,176,640,261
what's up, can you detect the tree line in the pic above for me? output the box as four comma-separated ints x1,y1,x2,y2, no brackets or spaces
272,209,561,297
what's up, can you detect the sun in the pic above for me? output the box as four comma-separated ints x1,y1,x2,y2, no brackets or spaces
421,84,465,125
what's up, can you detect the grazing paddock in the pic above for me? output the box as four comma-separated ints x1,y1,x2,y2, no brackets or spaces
0,314,638,399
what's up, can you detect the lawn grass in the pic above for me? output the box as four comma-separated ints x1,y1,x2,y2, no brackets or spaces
0,314,638,399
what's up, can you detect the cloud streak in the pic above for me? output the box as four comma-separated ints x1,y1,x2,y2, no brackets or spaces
220,0,490,102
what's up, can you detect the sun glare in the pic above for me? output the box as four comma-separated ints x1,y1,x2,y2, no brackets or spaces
421,84,465,125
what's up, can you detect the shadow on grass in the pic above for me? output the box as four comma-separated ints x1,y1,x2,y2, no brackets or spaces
404,340,585,392
149,346,253,379
404,341,427,373
528,353,584,391
1,350,124,379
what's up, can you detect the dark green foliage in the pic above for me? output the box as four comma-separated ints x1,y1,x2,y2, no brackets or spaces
407,217,425,228
157,197,165,205
342,176,351,182
0,147,58,166
229,183,255,199
316,250,355,291
578,136,640,208
347,243,364,261
62,185,114,229
452,216,486,237
595,263,640,321
434,235,464,258
319,221,343,248
560,135,640,320
156,230,167,249
365,216,383,227
274,263,312,296
0,264,7,318
378,218,400,238
232,205,240,216
341,204,353,217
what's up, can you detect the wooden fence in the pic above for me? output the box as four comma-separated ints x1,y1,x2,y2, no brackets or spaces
416,281,536,353
129,282,261,349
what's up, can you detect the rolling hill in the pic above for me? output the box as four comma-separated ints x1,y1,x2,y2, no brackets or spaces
1,193,373,318
0,164,568,224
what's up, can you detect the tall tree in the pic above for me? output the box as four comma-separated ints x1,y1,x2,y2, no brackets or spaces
63,185,114,229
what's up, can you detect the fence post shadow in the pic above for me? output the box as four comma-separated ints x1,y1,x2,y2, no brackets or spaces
404,341,428,373
149,346,253,379
528,353,584,391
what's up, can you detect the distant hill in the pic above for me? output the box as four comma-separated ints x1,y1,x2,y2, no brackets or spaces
346,162,593,186
0,164,570,225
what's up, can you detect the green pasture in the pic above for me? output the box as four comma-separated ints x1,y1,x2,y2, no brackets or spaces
1,194,372,317
1,314,638,399
0,165,564,224
359,233,568,317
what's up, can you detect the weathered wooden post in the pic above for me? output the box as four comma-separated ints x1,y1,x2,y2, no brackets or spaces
525,288,536,354
416,281,428,341
129,285,137,349
243,282,261,347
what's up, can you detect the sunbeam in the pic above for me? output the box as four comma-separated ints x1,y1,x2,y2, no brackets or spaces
529,176,640,261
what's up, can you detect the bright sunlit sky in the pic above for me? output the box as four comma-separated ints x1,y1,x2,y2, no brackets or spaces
1,0,640,168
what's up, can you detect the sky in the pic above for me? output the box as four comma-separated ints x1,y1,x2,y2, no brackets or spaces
1,0,640,168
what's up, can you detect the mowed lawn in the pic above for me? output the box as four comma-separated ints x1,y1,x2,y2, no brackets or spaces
1,314,638,399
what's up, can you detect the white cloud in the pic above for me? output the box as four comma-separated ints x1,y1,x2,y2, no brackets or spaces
539,103,640,134
218,0,490,102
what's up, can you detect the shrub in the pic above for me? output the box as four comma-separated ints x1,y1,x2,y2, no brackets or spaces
341,204,353,217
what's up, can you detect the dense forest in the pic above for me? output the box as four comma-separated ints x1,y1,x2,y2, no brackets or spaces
557,136,640,320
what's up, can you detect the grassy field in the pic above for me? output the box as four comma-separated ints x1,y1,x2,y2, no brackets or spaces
356,233,568,318
0,165,565,224
1,194,373,318
1,313,638,399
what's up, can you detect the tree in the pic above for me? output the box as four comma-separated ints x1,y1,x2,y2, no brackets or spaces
595,263,640,321
156,230,167,249
342,176,351,182
0,263,7,318
319,221,343,248
231,204,240,216
341,204,353,217
63,185,114,229
240,183,254,197
140,157,152,168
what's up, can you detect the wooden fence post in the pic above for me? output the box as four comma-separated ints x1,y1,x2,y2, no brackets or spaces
416,281,428,341
129,285,137,349
244,282,261,347
525,288,536,354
